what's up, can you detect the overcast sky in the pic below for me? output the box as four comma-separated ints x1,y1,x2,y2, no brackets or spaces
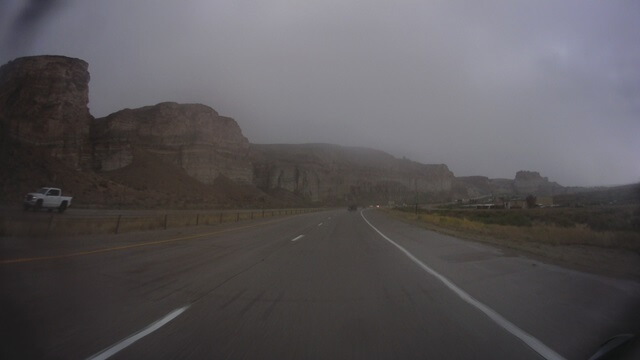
1,0,638,186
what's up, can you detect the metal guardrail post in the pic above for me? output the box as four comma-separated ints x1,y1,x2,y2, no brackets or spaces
47,214,54,235
115,215,122,234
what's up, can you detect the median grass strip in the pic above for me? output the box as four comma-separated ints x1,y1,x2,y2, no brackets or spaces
385,207,640,280
0,208,323,236
0,215,296,265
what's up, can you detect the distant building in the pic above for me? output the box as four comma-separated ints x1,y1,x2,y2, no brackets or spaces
536,197,554,207
505,196,553,209
475,203,494,209
506,199,526,209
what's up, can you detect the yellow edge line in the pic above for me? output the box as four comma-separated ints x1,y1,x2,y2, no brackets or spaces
1,217,290,265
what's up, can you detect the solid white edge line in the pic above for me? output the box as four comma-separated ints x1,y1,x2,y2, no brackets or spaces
87,305,190,360
360,211,565,360
291,235,305,242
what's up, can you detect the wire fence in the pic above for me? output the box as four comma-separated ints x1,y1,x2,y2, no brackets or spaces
0,208,324,237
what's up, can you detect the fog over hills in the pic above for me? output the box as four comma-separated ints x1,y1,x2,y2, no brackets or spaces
1,1,638,188
0,55,635,207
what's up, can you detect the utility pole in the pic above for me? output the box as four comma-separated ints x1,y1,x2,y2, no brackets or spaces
414,178,418,215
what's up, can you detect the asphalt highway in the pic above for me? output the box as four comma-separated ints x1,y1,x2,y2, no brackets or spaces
1,209,638,359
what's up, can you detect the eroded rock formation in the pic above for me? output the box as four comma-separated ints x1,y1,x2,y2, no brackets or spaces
251,144,455,203
514,170,563,196
92,102,253,184
0,55,92,168
0,55,565,206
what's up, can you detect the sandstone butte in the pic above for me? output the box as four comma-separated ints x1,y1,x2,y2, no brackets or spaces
0,55,562,207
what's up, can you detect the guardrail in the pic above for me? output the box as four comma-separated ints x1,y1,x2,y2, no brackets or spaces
0,208,324,237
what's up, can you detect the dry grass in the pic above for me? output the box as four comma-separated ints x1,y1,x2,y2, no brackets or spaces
385,208,640,280
417,211,639,251
0,208,321,237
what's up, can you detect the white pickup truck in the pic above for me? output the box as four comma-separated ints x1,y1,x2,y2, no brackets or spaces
23,187,72,213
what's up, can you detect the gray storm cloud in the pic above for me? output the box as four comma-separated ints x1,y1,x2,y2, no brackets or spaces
0,1,638,187
1,0,70,55
13,0,67,29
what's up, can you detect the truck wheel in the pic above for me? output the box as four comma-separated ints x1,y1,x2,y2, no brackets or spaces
24,204,30,211
35,200,43,212
58,202,68,213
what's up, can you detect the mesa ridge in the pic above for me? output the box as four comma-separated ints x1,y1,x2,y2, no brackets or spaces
0,55,569,207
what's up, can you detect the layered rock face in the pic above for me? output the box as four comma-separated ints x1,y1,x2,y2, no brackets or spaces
92,102,252,184
0,56,92,168
456,171,565,198
251,144,454,203
514,170,563,196
0,55,486,206
455,176,516,198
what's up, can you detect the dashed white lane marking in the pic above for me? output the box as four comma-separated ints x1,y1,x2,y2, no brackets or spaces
360,211,565,360
291,235,305,242
87,305,190,360
318,222,323,227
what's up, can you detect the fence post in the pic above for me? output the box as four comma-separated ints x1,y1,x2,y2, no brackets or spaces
262,209,265,218
47,214,54,235
236,212,240,222
115,214,122,234
250,212,254,220
196,214,199,226
219,212,223,223
164,214,168,229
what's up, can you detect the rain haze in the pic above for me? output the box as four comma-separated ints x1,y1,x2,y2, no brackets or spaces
1,0,638,187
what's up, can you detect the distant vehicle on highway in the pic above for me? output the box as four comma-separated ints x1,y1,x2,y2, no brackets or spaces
348,204,358,211
23,187,72,213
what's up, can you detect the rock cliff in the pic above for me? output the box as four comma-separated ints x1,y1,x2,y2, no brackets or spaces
251,144,455,204
455,171,565,199
0,55,92,169
92,102,253,184
0,55,564,207
513,170,563,196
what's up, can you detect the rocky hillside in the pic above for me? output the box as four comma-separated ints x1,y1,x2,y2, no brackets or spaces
251,143,455,204
513,171,564,196
456,171,565,199
0,55,571,207
92,102,253,184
